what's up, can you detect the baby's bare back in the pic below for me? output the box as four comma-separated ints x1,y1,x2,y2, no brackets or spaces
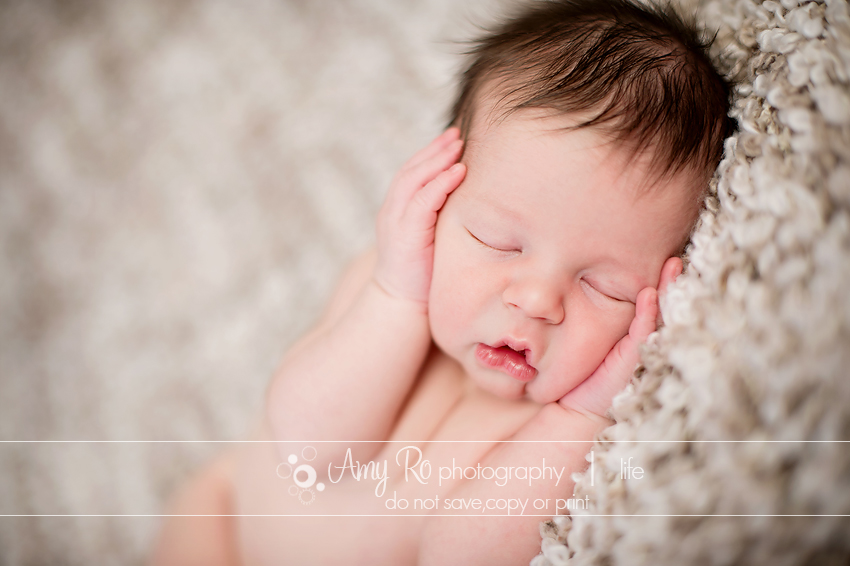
231,347,542,565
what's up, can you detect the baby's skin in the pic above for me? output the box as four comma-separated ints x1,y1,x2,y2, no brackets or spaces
153,112,702,566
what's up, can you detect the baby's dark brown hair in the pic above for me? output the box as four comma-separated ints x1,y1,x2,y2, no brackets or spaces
450,0,734,181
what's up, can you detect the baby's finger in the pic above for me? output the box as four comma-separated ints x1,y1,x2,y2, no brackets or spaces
389,139,464,210
404,127,461,171
409,162,466,219
656,257,683,298
655,257,682,326
607,287,657,379
629,286,658,344
405,138,463,186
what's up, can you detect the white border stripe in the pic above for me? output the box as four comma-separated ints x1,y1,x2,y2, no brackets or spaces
0,514,846,518
0,440,846,443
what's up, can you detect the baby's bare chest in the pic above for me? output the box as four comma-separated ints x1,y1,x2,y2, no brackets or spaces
389,346,541,443
233,347,542,565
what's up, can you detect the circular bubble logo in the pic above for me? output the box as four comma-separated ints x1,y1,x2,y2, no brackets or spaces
298,488,316,505
279,445,325,505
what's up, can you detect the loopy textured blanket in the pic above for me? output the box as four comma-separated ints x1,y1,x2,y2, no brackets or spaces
535,0,850,564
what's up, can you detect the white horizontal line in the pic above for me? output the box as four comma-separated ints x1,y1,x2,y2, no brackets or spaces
0,440,846,443
0,514,845,518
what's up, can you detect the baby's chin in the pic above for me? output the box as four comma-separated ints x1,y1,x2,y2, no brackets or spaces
467,366,581,406
464,362,547,403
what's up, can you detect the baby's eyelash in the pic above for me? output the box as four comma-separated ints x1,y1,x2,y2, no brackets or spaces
466,228,512,253
582,279,627,303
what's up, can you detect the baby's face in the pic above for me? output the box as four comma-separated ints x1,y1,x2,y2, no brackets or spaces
429,112,702,403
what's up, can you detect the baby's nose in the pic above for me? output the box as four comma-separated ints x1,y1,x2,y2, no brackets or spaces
502,278,565,324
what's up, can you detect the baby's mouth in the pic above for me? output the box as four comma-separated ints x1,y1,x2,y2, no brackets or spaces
475,343,537,382
498,345,530,362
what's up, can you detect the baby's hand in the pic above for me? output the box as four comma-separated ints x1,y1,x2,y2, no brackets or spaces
374,128,466,306
558,257,684,419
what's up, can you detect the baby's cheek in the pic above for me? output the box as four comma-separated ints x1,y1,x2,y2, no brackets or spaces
542,311,631,399
427,275,464,352
427,297,450,349
589,300,635,342
429,247,476,345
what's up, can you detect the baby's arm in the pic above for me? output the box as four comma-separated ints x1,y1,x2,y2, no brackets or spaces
420,404,609,565
265,129,466,465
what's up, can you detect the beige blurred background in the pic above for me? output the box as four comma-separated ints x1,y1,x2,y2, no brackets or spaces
0,1,507,563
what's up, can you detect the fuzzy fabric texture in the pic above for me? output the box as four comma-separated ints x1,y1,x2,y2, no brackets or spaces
534,0,850,564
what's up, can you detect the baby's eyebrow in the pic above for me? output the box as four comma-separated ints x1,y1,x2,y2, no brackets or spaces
474,196,523,222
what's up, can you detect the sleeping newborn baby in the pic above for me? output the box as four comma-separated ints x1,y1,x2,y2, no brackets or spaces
152,0,732,564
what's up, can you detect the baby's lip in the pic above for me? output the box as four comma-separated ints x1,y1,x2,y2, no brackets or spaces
492,338,535,368
476,342,537,382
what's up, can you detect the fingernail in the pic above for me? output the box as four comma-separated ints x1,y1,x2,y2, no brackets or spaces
449,163,464,173
642,289,656,315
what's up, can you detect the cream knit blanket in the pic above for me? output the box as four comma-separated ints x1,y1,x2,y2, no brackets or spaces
535,0,850,563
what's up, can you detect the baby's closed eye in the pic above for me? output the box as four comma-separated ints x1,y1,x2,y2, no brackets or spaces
580,278,633,304
465,228,520,254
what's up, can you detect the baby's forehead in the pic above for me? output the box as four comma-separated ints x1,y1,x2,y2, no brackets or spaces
455,114,705,245
462,108,708,203
464,112,637,183
460,82,713,188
